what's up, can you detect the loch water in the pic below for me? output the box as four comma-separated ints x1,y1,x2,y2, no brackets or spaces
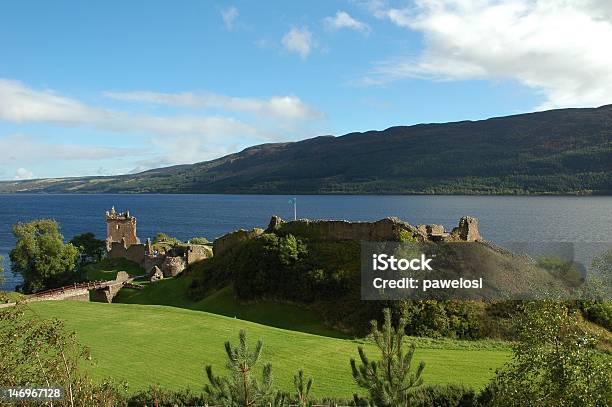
1,194,611,291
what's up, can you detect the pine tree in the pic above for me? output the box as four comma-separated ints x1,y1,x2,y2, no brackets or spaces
293,370,313,407
205,329,283,407
351,308,425,407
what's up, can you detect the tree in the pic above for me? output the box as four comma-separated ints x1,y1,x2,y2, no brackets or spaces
351,308,425,407
0,304,128,406
70,232,106,264
293,370,313,407
204,329,285,407
486,301,612,406
9,219,79,293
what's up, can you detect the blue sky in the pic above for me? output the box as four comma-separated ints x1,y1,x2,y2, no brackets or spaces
1,0,611,180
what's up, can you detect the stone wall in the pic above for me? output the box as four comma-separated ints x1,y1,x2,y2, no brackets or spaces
211,215,483,257
161,256,187,277
108,241,146,265
186,244,213,265
450,216,482,242
213,228,264,257
90,284,123,303
267,216,426,242
143,254,164,273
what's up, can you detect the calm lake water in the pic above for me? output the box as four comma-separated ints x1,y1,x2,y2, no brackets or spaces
1,194,611,291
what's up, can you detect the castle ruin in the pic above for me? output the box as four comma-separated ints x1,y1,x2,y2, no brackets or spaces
106,207,140,251
105,207,212,280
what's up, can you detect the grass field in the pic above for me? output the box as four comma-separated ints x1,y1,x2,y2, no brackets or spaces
28,301,510,398
114,275,345,338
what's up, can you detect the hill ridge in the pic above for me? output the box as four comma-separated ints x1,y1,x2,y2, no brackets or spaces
1,104,611,194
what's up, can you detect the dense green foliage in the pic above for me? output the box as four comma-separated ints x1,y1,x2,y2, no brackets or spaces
9,219,79,293
70,232,106,265
190,237,210,245
484,301,612,406
28,301,508,397
3,105,612,195
351,309,425,407
190,233,514,339
0,304,128,406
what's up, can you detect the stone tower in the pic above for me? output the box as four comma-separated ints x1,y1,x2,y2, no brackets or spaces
106,207,140,250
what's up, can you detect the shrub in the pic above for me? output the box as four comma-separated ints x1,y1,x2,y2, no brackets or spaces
127,386,206,406
411,384,477,407
485,301,612,406
581,301,612,330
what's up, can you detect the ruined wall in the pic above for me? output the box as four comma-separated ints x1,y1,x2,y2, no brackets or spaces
213,228,264,257
108,241,146,265
450,216,482,242
161,256,187,277
268,216,425,242
143,254,164,273
267,215,482,243
186,244,213,265
90,284,123,303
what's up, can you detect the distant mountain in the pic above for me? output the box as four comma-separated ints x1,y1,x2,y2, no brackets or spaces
2,105,612,195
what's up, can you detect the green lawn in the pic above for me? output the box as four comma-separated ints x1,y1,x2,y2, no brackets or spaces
114,276,345,338
28,301,510,398
81,258,143,281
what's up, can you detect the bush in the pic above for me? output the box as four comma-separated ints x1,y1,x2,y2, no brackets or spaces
189,236,209,245
411,384,477,407
127,386,206,406
581,301,612,330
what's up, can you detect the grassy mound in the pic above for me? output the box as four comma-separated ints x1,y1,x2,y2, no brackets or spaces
28,301,509,398
114,276,345,338
81,258,143,281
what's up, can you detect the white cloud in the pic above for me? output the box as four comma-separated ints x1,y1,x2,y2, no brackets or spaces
0,79,260,137
364,0,612,109
282,27,314,59
324,11,371,34
221,6,239,29
0,79,328,172
0,134,142,164
14,167,34,180
103,91,321,120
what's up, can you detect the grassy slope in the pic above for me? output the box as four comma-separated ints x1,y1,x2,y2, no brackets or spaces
28,301,509,398
113,276,346,338
81,258,143,281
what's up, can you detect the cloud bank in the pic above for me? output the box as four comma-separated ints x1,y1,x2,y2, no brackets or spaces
364,0,612,109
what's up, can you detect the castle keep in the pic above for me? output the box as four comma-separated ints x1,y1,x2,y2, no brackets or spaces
106,207,140,250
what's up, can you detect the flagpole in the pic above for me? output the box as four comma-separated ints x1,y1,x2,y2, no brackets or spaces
294,198,297,221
